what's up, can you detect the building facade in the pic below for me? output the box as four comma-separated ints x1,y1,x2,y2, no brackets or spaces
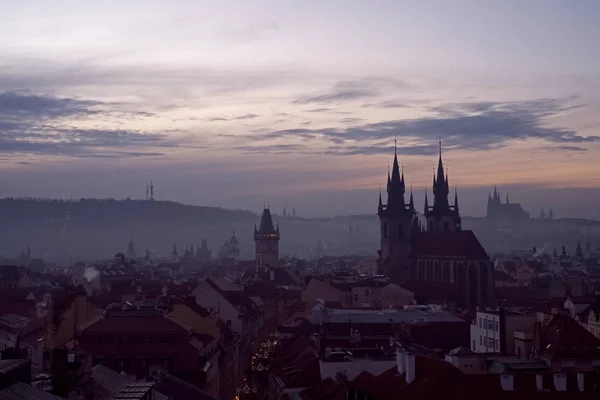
255,208,280,272
486,187,530,222
377,141,495,309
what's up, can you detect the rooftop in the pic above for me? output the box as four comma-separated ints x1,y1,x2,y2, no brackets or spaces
309,304,463,325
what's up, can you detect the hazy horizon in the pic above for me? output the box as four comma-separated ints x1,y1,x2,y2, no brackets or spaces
1,1,599,218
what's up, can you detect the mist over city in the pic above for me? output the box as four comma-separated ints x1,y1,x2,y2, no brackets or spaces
1,2,600,400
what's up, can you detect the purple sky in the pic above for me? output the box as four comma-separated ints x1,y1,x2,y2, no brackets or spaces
1,1,599,218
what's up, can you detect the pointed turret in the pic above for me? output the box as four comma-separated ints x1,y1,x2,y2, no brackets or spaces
386,138,406,210
454,187,459,214
576,239,584,259
424,191,429,214
255,207,280,271
378,188,383,209
258,208,276,234
409,187,414,211
424,139,461,232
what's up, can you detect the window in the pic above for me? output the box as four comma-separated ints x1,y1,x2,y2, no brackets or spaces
365,290,370,298
115,358,130,372
472,340,476,351
226,320,232,327
495,321,499,332
119,335,130,344
159,335,173,343
98,336,111,344
140,335,151,343
354,294,358,302
479,335,482,345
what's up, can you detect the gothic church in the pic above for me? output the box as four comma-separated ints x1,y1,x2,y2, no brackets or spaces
377,142,494,309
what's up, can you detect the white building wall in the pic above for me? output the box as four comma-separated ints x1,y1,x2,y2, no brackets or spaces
470,312,501,353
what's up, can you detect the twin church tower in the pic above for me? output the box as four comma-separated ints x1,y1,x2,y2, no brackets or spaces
378,140,463,282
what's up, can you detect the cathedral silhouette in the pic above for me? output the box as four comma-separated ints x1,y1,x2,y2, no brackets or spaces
377,141,495,309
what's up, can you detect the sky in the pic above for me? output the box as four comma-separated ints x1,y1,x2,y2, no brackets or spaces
1,0,599,218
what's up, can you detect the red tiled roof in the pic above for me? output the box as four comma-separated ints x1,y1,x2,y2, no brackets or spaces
258,268,300,287
541,314,600,359
411,230,488,259
403,280,456,303
350,367,406,400
204,278,255,310
81,314,190,334
281,351,320,388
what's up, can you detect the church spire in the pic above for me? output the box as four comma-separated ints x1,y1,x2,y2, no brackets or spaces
409,187,414,211
386,135,406,209
454,187,459,214
424,190,429,214
378,187,383,209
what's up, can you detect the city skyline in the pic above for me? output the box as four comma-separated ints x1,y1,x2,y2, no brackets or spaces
1,1,600,218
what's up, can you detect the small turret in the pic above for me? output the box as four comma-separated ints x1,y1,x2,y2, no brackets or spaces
454,187,459,214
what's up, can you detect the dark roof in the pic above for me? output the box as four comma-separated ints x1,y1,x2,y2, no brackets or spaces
0,265,20,281
258,208,276,234
257,268,299,287
541,314,600,359
204,279,255,311
411,230,489,259
81,314,188,334
153,373,219,400
91,364,131,400
0,382,65,400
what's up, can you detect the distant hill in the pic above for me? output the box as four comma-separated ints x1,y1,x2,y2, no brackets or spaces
0,198,598,264
0,198,378,263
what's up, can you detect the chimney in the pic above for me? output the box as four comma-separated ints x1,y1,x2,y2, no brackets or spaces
396,348,407,375
577,373,584,391
405,352,415,384
536,374,543,391
553,373,567,391
500,374,514,391
312,333,321,352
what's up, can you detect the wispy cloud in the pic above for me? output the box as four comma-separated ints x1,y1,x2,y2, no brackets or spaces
207,113,260,122
238,97,598,155
293,77,412,105
0,91,183,158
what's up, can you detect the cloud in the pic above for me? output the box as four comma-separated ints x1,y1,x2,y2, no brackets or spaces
0,91,183,158
542,145,587,152
0,91,101,120
207,113,259,122
340,117,363,124
305,108,332,113
293,77,411,105
234,144,308,154
240,97,598,155
362,99,412,109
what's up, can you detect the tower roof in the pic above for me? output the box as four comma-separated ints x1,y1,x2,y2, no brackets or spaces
258,208,277,234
